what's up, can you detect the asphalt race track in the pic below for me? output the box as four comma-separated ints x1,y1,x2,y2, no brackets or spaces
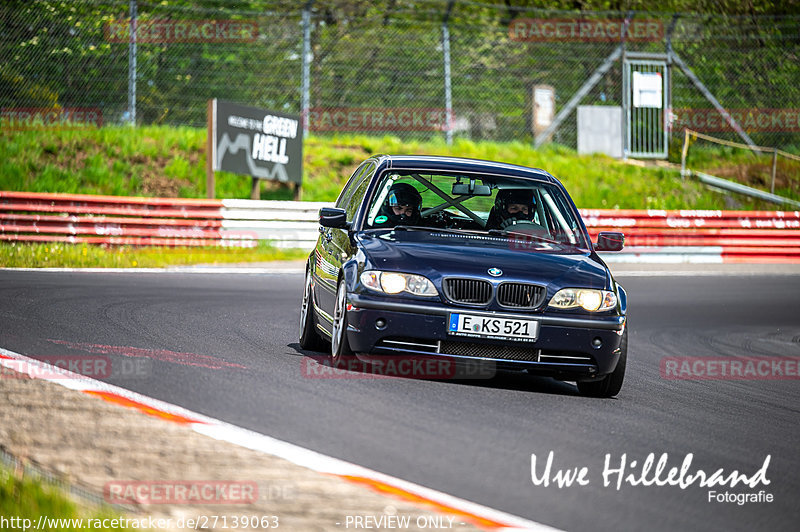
1,270,798,531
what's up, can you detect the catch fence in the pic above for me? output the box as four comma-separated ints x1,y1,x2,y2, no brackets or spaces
2,1,799,154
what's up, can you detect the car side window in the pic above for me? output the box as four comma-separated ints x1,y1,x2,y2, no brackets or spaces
346,163,376,222
335,163,369,212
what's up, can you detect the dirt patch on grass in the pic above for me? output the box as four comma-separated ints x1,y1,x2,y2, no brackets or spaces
138,171,191,197
707,160,800,196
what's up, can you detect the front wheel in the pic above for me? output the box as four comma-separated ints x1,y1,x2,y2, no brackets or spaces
299,269,328,351
331,280,354,367
577,329,627,398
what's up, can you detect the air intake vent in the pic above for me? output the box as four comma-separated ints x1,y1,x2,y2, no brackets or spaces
439,341,541,361
497,282,546,309
443,278,492,305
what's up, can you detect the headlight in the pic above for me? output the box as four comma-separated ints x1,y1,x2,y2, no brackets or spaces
360,271,438,297
549,288,617,312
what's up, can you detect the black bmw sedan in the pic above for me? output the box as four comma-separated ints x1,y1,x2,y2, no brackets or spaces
299,155,628,397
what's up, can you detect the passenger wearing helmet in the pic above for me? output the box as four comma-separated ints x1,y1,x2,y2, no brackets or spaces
373,182,423,227
485,189,537,230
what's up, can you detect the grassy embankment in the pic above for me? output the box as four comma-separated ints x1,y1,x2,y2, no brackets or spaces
2,126,796,267
2,125,773,207
0,464,134,531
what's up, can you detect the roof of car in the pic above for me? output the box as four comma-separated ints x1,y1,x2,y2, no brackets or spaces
371,155,556,183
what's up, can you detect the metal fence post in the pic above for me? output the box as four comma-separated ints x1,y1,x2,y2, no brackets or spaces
301,1,313,136
127,0,137,125
442,1,456,145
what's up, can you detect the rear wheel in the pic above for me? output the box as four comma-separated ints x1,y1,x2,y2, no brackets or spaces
299,269,328,351
577,329,627,398
331,280,354,368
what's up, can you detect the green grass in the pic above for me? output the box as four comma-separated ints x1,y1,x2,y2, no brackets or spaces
1,125,784,210
673,136,800,201
0,241,308,268
0,464,135,531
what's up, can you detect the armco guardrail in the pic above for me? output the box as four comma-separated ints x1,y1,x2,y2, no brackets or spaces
1,192,799,262
582,209,800,263
0,191,327,248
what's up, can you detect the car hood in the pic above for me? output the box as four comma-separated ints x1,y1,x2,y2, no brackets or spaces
357,230,611,290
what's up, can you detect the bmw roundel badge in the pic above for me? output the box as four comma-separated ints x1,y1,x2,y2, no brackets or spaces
488,267,503,277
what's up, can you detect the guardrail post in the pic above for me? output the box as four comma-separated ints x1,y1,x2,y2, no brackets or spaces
771,148,778,194
680,129,690,180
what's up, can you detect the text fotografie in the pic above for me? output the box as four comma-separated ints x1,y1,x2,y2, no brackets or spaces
531,451,771,490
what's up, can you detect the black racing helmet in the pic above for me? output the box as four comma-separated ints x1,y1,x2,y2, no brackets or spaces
494,188,535,226
379,182,423,225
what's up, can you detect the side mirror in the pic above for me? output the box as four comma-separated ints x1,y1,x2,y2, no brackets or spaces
595,231,625,252
319,207,349,229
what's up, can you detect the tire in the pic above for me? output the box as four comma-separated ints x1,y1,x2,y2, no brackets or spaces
299,269,328,352
577,329,627,398
330,279,354,368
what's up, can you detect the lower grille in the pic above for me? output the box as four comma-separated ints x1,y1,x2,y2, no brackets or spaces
439,341,596,366
443,278,492,305
439,341,540,362
375,338,597,367
497,282,545,309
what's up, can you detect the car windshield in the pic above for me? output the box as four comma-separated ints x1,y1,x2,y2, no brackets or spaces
363,171,588,249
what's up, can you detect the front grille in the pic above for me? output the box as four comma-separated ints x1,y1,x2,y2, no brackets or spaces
443,278,492,305
497,282,546,309
439,341,540,362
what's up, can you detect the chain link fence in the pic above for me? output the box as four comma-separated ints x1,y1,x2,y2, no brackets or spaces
2,0,799,155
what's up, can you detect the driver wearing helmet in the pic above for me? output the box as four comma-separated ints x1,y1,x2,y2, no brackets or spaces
485,189,537,230
373,182,423,227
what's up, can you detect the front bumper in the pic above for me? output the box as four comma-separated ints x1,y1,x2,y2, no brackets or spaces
347,293,626,379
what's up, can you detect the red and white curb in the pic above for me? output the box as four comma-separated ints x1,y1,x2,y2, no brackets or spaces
0,347,560,532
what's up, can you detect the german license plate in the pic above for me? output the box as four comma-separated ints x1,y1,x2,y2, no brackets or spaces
448,313,539,342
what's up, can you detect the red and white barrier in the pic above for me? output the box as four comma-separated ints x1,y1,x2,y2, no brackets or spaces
1,192,798,262
0,192,326,248
580,209,800,263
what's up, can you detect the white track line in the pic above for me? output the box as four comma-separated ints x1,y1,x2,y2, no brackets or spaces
0,347,561,532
